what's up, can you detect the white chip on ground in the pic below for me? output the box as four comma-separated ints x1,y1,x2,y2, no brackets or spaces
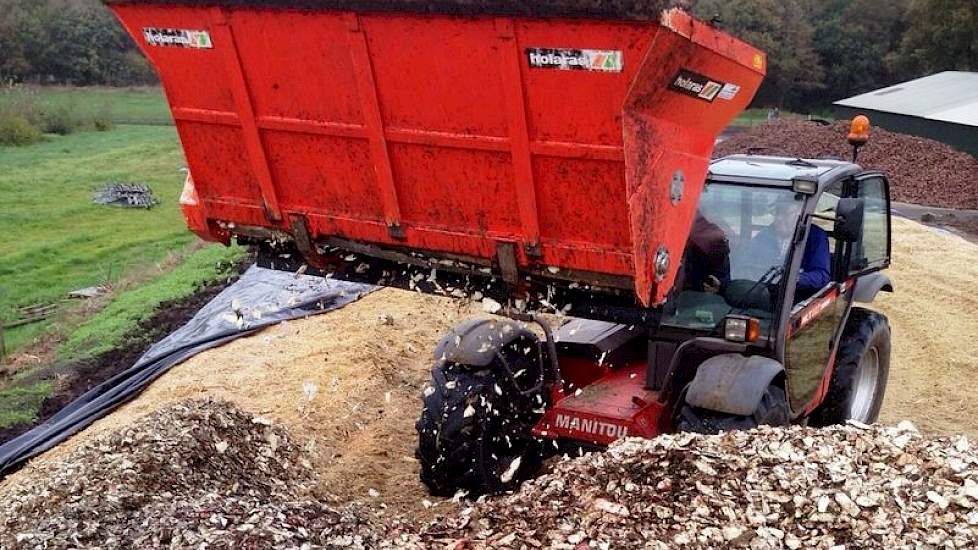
500,456,522,483
592,498,629,517
221,313,245,329
482,297,502,314
302,381,318,402
895,420,918,432
927,491,950,509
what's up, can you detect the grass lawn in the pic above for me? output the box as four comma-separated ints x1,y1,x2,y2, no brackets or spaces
59,244,243,361
0,243,244,427
0,121,245,426
0,125,192,351
0,381,53,427
20,86,172,126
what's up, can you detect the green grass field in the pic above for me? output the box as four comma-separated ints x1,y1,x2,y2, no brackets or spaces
0,125,192,351
22,86,172,126
59,244,243,361
0,239,244,427
0,118,244,426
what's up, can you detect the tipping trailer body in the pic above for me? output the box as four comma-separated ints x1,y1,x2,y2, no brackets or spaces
107,0,765,307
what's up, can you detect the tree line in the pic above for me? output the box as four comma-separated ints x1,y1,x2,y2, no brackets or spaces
1,0,975,111
693,0,978,111
0,0,156,87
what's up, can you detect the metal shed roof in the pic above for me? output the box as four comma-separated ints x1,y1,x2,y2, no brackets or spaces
834,71,978,127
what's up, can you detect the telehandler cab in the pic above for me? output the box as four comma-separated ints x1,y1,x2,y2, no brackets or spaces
104,0,893,497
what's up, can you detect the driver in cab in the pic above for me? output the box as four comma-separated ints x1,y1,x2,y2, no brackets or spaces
744,201,832,302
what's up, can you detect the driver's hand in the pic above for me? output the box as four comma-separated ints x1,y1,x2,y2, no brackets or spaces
704,275,722,294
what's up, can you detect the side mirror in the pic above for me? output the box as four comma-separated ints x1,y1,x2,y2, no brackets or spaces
834,198,865,242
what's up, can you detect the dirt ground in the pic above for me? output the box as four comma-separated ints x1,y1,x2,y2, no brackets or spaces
3,290,480,520
3,217,977,524
875,217,978,436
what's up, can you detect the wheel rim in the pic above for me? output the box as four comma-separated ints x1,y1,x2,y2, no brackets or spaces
849,346,880,422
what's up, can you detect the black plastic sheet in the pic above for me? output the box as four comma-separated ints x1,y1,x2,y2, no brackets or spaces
0,267,375,476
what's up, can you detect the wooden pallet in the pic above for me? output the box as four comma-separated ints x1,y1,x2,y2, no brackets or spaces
7,303,59,329
0,303,61,363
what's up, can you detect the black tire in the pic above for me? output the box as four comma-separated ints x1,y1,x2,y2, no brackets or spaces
809,308,890,427
676,385,790,434
415,346,545,497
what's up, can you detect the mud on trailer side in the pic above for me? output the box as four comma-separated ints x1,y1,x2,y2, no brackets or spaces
106,0,893,496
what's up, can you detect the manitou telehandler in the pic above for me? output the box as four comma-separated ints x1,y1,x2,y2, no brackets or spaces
106,0,893,496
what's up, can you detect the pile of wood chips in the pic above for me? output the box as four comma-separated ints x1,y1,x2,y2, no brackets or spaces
0,399,401,549
714,119,978,210
4,399,978,549
432,422,978,549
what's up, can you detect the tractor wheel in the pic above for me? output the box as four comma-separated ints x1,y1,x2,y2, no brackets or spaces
810,308,890,426
415,347,545,497
676,384,790,434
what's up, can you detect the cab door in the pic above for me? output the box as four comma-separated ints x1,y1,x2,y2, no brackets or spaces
847,173,892,276
783,179,852,414
784,173,892,415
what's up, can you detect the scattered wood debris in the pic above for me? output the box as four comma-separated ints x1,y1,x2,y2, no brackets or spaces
4,304,58,329
66,286,108,300
92,183,159,209
0,399,407,549
431,421,978,548
3,398,978,548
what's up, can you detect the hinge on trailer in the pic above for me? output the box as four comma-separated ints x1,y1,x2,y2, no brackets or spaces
388,223,406,240
496,242,520,286
290,216,329,269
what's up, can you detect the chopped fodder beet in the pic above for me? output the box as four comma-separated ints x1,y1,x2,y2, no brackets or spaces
430,422,978,548
716,119,978,209
0,399,409,549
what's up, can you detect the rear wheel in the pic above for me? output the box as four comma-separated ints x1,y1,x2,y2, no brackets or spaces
415,341,545,496
676,384,790,434
810,308,890,426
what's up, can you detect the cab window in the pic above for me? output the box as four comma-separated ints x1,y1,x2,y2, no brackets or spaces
853,176,890,272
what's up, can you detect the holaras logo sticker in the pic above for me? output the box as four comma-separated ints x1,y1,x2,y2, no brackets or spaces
527,48,623,73
670,69,729,102
143,28,213,49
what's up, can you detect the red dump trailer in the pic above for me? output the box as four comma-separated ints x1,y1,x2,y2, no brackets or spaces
106,0,765,308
